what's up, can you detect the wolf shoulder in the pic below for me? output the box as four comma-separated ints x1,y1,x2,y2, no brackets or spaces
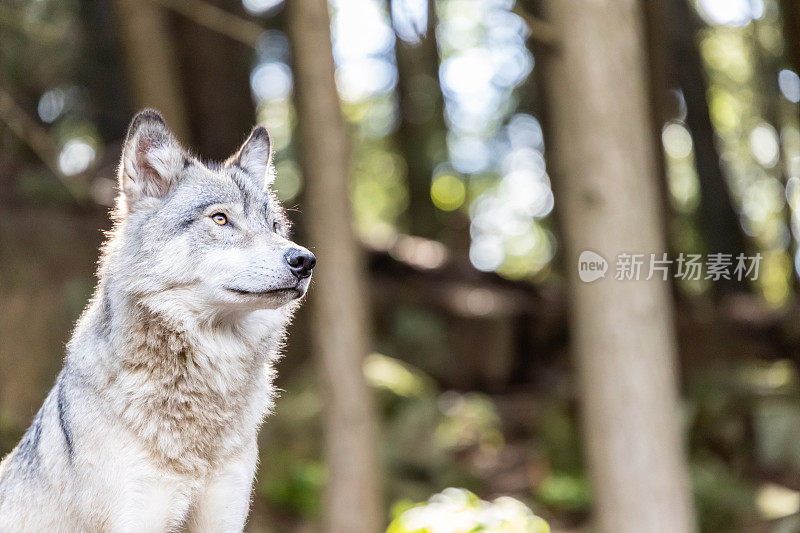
0,376,85,530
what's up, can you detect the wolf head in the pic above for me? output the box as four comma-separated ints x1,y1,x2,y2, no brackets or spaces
107,109,314,318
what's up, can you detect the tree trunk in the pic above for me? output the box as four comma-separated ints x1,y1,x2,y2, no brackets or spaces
170,0,256,159
642,0,676,239
285,2,383,532
668,0,747,294
540,1,696,532
111,0,191,143
391,0,447,239
781,0,800,106
79,0,133,143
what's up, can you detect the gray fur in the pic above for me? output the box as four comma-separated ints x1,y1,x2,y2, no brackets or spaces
0,110,313,532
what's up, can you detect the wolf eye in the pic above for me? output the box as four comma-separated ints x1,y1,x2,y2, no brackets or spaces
211,213,228,226
272,220,280,232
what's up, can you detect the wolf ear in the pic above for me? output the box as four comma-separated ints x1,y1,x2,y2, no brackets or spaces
229,126,274,189
118,109,185,207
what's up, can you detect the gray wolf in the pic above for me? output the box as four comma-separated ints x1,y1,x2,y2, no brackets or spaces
0,109,315,531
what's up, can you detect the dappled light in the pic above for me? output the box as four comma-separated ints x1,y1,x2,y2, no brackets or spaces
697,0,763,27
57,138,95,176
387,488,550,533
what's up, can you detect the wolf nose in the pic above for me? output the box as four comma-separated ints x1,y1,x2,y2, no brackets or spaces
285,248,316,279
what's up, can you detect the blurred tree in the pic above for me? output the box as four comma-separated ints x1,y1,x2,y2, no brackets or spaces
390,0,447,239
540,0,696,532
78,0,133,143
641,0,674,238
781,0,800,112
645,0,749,295
171,0,257,159
286,0,383,532
668,0,748,294
114,0,260,159
112,0,191,143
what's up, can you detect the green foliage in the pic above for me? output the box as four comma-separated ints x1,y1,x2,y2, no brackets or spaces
436,393,504,453
684,361,800,531
384,305,450,379
365,352,437,400
259,455,326,518
255,369,325,519
349,137,410,241
535,473,591,513
373,354,481,503
536,401,584,475
692,455,757,532
386,488,549,533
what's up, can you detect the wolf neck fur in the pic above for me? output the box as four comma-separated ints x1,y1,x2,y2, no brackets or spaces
68,278,286,476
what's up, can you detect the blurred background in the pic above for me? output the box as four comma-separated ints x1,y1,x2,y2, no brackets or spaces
3,0,800,531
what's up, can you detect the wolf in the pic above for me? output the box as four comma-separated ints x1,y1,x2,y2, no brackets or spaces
0,109,315,532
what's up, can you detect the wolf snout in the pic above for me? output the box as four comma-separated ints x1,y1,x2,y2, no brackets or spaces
285,248,316,279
